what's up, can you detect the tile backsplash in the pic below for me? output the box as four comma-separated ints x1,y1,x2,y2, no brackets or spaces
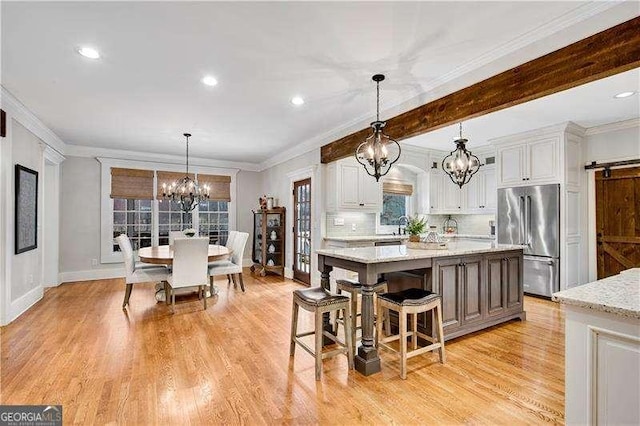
325,212,495,237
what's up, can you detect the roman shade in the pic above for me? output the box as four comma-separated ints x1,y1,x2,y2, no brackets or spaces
383,181,413,196
197,174,232,201
156,171,195,200
110,168,154,200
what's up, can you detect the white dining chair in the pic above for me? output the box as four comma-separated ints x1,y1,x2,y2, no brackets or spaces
167,237,210,312
208,232,249,292
208,231,238,285
168,230,185,246
116,234,169,309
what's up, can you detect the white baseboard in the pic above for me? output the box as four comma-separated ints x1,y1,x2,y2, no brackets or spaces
59,268,124,284
6,285,44,325
284,267,293,279
242,258,253,268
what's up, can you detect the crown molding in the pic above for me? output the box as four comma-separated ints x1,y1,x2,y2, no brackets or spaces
584,117,640,136
67,144,261,172
489,121,586,146
258,1,626,172
0,86,67,156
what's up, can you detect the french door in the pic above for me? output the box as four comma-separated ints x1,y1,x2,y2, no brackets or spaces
293,178,311,284
596,166,640,278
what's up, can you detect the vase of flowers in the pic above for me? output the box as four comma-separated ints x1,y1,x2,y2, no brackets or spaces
405,216,427,242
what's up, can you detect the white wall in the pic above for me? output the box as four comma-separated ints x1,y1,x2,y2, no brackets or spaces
58,156,261,281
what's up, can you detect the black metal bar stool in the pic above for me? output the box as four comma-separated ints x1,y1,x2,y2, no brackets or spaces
290,287,354,380
376,288,445,379
334,278,390,355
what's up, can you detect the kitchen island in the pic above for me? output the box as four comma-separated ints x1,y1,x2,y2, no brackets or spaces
553,269,640,425
316,241,526,375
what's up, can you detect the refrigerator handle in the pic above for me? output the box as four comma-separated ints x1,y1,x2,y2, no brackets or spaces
526,195,532,247
519,196,525,245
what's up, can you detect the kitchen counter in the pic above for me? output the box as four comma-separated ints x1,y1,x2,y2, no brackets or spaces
316,241,523,264
552,268,640,318
323,233,495,243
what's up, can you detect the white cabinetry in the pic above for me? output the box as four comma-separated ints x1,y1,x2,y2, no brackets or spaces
429,166,495,214
429,170,443,211
496,136,560,187
325,157,382,212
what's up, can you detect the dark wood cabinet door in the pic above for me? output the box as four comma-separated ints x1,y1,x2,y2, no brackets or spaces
486,254,507,317
505,254,523,310
433,258,462,331
461,256,483,324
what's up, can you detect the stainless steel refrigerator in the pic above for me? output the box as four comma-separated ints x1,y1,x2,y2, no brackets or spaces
497,184,560,297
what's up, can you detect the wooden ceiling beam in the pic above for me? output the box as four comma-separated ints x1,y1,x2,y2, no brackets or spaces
320,16,640,164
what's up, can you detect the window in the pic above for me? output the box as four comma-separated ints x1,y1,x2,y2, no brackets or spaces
158,200,191,246
113,198,152,251
380,193,408,225
199,200,229,245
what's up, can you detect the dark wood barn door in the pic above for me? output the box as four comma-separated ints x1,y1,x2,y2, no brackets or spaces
596,167,640,278
293,178,311,284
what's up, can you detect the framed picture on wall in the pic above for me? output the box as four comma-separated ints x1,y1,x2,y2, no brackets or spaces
15,164,38,254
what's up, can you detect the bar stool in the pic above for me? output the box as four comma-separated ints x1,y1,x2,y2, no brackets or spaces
376,288,446,379
290,287,354,380
334,278,390,354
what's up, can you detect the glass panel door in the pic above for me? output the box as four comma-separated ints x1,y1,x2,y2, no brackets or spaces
293,178,311,284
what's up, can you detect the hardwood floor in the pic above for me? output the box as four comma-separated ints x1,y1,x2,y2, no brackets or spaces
1,272,565,424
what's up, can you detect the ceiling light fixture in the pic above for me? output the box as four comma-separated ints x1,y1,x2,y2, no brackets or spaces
202,75,218,87
355,74,401,182
613,91,636,99
78,46,100,59
442,123,481,188
161,133,210,213
291,96,304,106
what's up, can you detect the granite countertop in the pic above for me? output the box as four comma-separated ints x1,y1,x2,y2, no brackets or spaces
323,233,495,242
552,268,640,319
316,241,524,264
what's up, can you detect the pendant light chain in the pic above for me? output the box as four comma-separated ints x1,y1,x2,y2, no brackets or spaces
376,79,380,122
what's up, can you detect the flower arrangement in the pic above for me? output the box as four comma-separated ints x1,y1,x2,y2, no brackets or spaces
405,216,427,242
183,228,197,237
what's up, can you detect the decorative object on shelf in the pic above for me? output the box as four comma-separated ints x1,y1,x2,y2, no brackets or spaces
14,164,38,254
251,208,286,277
405,215,427,242
442,123,481,188
355,74,401,182
423,226,444,244
161,133,210,213
443,215,458,234
259,196,267,210
183,228,196,237
266,197,274,210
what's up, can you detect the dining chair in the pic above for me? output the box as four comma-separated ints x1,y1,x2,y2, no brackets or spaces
208,232,249,292
208,231,238,285
116,234,169,309
168,231,185,246
167,237,210,312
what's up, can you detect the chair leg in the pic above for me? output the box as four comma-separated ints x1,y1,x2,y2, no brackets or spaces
384,307,391,336
289,299,299,356
171,289,176,314
238,273,245,292
343,305,354,370
334,288,342,335
227,274,232,284
375,300,383,347
436,303,446,364
231,274,237,288
203,286,207,310
122,283,133,308
350,295,358,356
314,309,323,381
399,310,407,379
412,313,418,350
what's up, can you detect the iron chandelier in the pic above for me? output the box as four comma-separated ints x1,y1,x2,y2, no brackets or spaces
442,123,481,188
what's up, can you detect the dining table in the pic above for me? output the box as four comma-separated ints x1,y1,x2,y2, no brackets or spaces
138,244,232,300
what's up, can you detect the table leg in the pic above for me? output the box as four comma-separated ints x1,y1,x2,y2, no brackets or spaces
319,260,335,346
354,285,381,376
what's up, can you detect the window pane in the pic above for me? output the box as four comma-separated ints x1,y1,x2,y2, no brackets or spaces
113,198,126,211
380,193,407,226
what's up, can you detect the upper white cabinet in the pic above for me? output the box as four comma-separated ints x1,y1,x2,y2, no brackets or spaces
325,157,382,212
428,165,496,215
496,136,560,187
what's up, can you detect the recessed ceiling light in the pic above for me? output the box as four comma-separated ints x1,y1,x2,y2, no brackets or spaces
78,46,100,59
291,96,304,106
202,75,218,87
614,91,636,99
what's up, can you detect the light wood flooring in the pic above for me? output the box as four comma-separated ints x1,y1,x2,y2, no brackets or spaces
1,272,565,424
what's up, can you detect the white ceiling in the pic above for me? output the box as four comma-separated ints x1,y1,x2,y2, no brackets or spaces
1,1,639,165
405,67,640,151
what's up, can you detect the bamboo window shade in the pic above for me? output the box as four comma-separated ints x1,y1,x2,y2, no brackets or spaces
156,171,195,200
383,181,413,196
110,168,154,199
198,174,232,201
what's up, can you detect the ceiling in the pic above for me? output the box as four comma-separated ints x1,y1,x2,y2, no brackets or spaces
1,1,639,165
405,68,640,151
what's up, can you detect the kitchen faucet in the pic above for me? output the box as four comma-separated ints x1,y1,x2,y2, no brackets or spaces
398,215,409,235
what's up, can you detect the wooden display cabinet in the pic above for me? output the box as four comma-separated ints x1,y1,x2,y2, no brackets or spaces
250,208,285,277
